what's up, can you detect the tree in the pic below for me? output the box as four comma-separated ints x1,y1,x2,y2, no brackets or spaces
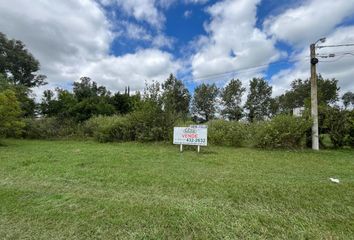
342,91,354,109
245,78,272,122
220,79,245,121
112,92,132,115
0,73,36,117
192,83,219,122
161,74,191,119
278,75,339,113
0,32,46,88
39,77,116,121
0,89,25,139
143,80,162,105
71,77,115,121
73,77,110,101
39,88,77,119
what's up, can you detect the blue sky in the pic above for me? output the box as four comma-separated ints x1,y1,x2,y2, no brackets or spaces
0,0,353,96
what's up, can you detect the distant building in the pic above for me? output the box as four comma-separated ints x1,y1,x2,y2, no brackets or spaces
293,107,305,117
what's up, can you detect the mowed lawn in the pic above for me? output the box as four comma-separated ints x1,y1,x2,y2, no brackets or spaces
0,140,354,239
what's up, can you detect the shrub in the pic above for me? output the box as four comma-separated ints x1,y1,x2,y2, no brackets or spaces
0,89,25,138
253,115,312,149
23,118,79,139
85,115,133,142
127,101,176,142
323,107,348,148
208,120,248,147
347,110,354,147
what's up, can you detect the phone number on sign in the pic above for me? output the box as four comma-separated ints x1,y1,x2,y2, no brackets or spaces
186,138,206,143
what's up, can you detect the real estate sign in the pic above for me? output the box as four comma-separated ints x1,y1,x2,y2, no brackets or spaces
173,125,207,146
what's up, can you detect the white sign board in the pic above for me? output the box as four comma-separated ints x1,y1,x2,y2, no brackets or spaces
173,125,207,146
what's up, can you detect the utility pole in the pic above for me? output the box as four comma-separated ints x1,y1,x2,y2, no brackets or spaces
310,37,326,150
310,43,319,150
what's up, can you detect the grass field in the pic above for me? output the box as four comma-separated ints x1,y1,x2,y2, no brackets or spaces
1,139,354,239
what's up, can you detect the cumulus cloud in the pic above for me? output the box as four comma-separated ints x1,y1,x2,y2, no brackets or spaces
265,0,354,96
191,0,282,83
81,49,180,91
264,0,354,46
100,0,165,28
271,26,354,96
0,0,179,94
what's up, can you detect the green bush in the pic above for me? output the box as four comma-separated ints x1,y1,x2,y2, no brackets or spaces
323,107,348,148
85,115,133,143
23,118,80,139
347,110,354,147
252,115,312,149
0,89,25,138
208,120,248,147
85,102,178,143
127,101,177,142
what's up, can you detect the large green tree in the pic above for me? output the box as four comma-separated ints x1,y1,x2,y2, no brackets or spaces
0,32,46,87
221,79,245,121
40,77,116,121
245,78,272,122
192,83,219,122
161,74,191,119
278,75,339,113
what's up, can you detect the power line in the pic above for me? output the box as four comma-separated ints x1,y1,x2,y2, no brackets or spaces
183,57,308,83
181,43,354,84
319,53,354,63
317,43,354,49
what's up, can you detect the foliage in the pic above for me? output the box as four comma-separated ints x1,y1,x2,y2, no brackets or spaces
322,106,349,148
245,78,272,122
111,91,140,115
342,91,354,109
0,89,25,138
161,74,191,119
85,102,178,143
1,73,36,117
39,78,116,121
22,118,80,139
208,120,247,147
0,32,46,87
252,115,312,149
220,79,245,121
277,75,339,113
129,101,176,142
347,110,354,147
85,115,133,143
192,83,219,122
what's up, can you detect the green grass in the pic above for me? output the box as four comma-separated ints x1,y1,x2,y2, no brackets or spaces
1,139,354,239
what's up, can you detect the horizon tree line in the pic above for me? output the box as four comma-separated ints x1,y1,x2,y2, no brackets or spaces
1,31,353,125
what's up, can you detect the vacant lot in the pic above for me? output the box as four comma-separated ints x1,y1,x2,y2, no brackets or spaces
0,140,353,239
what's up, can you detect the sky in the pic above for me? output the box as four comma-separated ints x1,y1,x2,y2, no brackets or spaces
0,0,354,98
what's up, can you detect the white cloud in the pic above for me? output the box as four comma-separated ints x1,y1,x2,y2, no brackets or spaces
271,25,354,96
100,0,165,28
191,0,282,82
184,10,193,18
81,49,179,91
0,0,180,95
265,0,354,96
264,0,354,46
184,0,209,4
